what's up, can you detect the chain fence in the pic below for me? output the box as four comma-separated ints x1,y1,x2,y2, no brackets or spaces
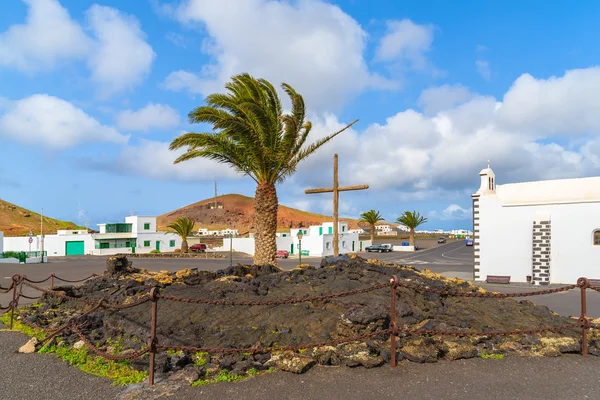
1,272,599,386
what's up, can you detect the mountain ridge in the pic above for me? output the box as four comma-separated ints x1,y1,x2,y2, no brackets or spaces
157,193,368,233
0,199,83,237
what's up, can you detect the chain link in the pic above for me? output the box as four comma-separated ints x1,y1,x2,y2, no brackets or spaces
157,282,391,306
0,282,15,294
22,281,101,306
395,280,578,298
71,323,149,361
52,274,98,283
100,295,151,310
23,276,53,284
396,323,580,337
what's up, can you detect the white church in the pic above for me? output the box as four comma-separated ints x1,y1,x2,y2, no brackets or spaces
473,163,600,285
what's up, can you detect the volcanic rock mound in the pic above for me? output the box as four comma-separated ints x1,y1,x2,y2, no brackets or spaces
17,255,600,382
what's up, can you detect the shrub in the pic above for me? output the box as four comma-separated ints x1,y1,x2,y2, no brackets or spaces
149,249,161,254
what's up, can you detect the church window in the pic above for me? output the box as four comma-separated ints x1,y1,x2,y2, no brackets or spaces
594,231,600,246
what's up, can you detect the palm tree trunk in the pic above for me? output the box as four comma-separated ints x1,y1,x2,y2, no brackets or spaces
409,228,415,247
253,182,278,265
370,223,375,244
181,238,188,253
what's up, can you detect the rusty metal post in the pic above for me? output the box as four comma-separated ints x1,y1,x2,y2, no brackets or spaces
148,288,159,386
577,277,590,357
390,275,399,368
9,275,21,330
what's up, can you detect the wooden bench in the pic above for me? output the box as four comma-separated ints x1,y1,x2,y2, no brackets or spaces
485,275,511,284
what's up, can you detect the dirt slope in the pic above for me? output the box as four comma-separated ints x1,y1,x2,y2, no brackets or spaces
157,193,370,232
0,199,82,237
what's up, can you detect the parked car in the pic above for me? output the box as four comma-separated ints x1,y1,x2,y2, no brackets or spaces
190,243,207,252
365,244,391,253
276,250,289,258
466,238,474,246
380,244,393,251
437,237,447,244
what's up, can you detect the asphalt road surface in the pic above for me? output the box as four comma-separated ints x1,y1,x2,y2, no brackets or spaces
1,327,599,400
2,241,599,317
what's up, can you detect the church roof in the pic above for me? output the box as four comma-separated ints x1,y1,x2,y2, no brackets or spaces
496,176,600,205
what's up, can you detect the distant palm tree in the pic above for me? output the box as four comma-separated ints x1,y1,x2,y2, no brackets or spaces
359,210,384,243
169,73,356,265
396,211,428,247
167,217,195,253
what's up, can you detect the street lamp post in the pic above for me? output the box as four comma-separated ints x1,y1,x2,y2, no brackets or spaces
229,233,233,267
297,231,303,266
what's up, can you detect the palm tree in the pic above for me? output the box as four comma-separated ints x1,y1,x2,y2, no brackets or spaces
396,211,428,247
167,217,195,253
169,73,356,265
359,210,384,243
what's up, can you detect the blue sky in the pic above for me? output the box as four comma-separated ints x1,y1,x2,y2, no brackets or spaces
1,0,600,232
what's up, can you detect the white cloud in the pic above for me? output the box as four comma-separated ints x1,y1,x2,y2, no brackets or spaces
0,1,154,97
431,204,472,220
86,5,156,98
497,67,600,136
375,19,434,69
0,0,91,72
418,84,475,115
163,0,396,111
116,103,181,132
83,139,241,181
475,60,491,81
281,66,600,200
165,32,187,48
0,94,128,149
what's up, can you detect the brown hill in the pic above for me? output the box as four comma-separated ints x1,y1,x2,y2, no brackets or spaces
157,194,366,233
0,199,83,237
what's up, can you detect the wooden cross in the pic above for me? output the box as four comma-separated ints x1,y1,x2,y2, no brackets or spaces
305,154,369,256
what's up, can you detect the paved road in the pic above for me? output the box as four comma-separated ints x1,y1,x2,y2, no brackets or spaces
2,241,599,317
1,326,599,400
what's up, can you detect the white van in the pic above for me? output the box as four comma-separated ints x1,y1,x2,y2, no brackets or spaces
380,244,393,251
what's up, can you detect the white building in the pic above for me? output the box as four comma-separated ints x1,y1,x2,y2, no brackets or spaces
224,222,372,257
473,164,600,285
0,231,3,253
375,225,393,232
348,228,365,234
2,216,181,257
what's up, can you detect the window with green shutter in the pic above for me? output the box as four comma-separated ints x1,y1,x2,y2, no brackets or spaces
319,227,323,235
170,240,175,247
328,227,332,234
342,226,345,232
144,240,150,247
144,223,150,230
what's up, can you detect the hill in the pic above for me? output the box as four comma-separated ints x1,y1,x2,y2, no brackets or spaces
157,194,367,233
0,199,83,237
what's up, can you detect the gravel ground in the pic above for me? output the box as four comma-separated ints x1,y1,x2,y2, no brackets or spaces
2,323,600,400
0,325,121,400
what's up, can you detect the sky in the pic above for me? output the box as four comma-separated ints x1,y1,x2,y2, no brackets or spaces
1,0,600,231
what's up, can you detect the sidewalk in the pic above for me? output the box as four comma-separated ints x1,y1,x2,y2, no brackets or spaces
1,325,599,400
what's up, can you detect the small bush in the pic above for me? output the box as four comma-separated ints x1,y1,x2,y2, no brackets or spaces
149,249,161,254
481,351,504,360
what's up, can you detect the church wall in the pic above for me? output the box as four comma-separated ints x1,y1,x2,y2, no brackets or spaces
477,197,600,284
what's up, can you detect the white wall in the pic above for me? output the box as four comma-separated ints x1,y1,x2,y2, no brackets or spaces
135,232,181,253
4,234,95,257
0,231,3,253
127,216,157,233
478,197,600,284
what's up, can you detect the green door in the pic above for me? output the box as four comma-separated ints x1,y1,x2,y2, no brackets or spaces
352,241,355,251
290,243,294,255
155,241,160,251
65,241,85,256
